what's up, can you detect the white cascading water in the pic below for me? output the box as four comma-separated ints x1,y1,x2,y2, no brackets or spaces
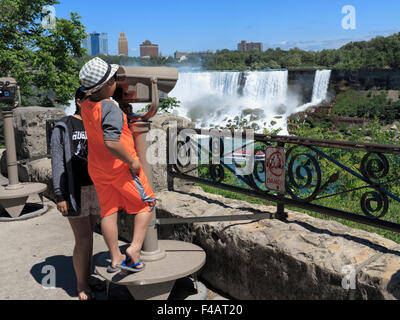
294,69,332,114
61,69,331,136
169,70,289,133
312,69,332,103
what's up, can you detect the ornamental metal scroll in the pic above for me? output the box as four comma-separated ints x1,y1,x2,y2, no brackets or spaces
168,128,400,233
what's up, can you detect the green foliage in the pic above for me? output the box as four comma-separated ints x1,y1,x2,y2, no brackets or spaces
0,0,87,107
332,90,400,123
159,97,181,112
136,96,181,114
200,32,400,71
98,54,176,67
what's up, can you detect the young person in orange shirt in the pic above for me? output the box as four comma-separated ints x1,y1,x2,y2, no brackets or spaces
79,57,155,273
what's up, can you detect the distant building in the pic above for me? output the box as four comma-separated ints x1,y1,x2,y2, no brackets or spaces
174,51,190,60
118,32,129,56
237,40,263,52
99,33,108,55
140,40,159,57
174,50,215,61
84,32,108,55
83,37,91,55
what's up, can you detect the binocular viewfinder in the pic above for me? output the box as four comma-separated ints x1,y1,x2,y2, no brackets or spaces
0,77,18,103
113,66,179,120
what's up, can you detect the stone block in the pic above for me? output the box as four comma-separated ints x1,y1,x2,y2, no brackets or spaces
155,186,400,300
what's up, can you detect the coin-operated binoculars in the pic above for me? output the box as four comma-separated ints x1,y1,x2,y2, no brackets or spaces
113,66,179,261
113,66,179,119
0,78,47,219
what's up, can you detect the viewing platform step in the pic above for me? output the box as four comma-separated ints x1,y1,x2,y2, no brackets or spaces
94,240,206,300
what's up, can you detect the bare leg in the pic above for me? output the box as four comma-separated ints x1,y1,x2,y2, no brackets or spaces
100,213,125,268
88,215,100,276
68,216,94,300
125,210,153,268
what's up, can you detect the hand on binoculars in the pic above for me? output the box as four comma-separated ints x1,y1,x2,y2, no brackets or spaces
129,159,141,175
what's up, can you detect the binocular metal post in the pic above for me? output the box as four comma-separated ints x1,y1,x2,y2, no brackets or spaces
0,110,47,219
130,120,166,261
3,111,22,190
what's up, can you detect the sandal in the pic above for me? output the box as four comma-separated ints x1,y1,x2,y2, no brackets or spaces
117,257,146,273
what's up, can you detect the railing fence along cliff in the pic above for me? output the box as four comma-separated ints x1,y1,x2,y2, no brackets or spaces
162,127,400,232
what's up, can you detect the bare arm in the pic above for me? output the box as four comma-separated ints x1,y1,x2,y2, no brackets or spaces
104,140,141,173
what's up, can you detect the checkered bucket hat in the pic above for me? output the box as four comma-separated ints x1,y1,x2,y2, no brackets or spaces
79,57,119,93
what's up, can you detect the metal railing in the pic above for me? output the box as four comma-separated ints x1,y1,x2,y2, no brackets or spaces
165,127,400,232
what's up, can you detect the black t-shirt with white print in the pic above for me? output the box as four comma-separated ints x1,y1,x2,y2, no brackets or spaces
69,116,92,187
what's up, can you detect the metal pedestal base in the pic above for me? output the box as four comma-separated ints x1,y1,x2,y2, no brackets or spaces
95,240,206,300
0,183,47,218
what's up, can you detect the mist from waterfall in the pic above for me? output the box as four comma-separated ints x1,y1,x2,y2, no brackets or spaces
169,70,292,133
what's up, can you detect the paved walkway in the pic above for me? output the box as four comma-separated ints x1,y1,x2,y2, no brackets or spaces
0,149,227,300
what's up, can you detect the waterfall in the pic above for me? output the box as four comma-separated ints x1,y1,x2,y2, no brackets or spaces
169,70,289,132
311,70,332,103
295,69,332,114
59,69,331,135
242,71,288,105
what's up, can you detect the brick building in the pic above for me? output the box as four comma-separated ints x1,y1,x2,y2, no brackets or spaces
140,40,159,57
237,40,263,52
118,32,129,56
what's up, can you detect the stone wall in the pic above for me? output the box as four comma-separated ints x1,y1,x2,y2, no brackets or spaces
152,186,400,300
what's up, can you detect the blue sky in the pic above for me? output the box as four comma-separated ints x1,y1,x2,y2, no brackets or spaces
54,0,400,56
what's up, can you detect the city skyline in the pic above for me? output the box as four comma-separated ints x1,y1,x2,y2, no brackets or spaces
54,0,400,57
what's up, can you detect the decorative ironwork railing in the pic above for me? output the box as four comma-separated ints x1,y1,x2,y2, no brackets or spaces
166,127,400,233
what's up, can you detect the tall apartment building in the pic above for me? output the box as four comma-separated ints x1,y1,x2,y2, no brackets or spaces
140,40,159,57
84,37,91,55
237,40,263,52
118,32,129,56
83,32,108,55
99,33,108,55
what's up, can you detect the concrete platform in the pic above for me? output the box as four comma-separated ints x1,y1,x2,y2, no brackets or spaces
0,179,224,299
0,182,47,218
95,240,206,300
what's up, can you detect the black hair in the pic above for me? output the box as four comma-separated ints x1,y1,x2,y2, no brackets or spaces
75,88,86,115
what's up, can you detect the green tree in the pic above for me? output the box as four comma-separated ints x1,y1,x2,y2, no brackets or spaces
0,0,87,107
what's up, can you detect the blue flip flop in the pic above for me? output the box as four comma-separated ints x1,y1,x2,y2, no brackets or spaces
117,258,146,273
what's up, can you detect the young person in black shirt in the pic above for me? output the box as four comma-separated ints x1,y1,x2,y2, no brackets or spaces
51,89,101,300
